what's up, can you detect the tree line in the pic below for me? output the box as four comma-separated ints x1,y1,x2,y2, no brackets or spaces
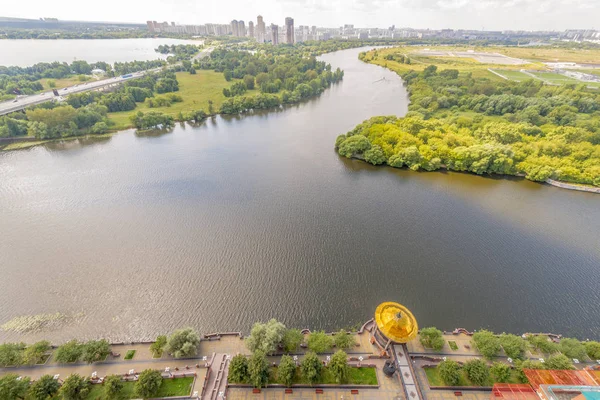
335,62,600,187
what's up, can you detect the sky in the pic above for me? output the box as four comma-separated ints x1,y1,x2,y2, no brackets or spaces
2,0,599,31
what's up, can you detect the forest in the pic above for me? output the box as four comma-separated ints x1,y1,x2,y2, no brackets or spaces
335,61,600,187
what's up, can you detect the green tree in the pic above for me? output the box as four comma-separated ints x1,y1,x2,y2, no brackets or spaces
248,351,269,389
81,339,111,363
438,360,461,386
0,374,30,400
58,374,89,400
29,375,61,400
47,80,56,88
0,343,25,367
23,341,51,365
337,135,371,157
332,330,356,350
300,351,322,385
150,335,167,358
463,359,490,386
277,354,296,387
282,329,304,353
229,354,249,383
499,334,527,360
472,330,501,359
558,338,586,360
545,354,574,370
135,369,162,399
363,144,387,165
246,319,286,355
54,340,83,363
166,327,200,358
526,335,558,355
490,362,511,383
419,327,445,351
307,331,333,354
584,341,600,360
243,75,255,90
103,375,124,400
329,350,349,384
208,100,214,115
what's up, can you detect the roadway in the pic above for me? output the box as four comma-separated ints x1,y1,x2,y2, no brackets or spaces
0,46,213,116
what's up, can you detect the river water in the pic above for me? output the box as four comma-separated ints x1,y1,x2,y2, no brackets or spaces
0,38,200,67
0,47,599,343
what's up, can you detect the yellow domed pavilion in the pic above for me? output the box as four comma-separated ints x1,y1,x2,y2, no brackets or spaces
371,301,418,356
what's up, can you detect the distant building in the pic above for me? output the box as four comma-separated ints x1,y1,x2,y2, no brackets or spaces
231,20,239,36
257,15,266,43
285,17,294,44
358,32,369,39
248,21,254,38
271,24,279,45
238,20,246,37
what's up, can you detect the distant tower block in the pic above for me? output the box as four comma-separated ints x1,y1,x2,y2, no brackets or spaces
372,301,418,356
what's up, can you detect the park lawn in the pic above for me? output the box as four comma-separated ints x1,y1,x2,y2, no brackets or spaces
83,377,193,399
107,70,257,130
268,366,377,385
495,47,600,64
530,72,581,84
424,366,521,387
493,69,534,82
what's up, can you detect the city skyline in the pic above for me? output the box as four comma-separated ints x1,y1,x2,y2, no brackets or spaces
1,0,599,31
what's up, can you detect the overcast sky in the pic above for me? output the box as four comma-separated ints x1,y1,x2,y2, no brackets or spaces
3,0,599,31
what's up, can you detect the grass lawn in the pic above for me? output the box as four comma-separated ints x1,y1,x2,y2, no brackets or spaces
38,77,84,91
267,366,378,386
124,350,136,360
530,72,581,84
107,70,256,130
448,341,459,351
493,69,534,82
84,376,193,400
423,366,521,387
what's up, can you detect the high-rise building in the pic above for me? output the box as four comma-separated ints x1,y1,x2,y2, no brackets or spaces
239,20,246,37
257,15,266,43
231,20,239,36
285,17,294,44
271,24,279,45
248,21,254,37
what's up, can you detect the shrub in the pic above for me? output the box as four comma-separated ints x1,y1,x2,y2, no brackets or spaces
333,330,356,349
438,360,461,386
420,327,444,351
150,335,167,358
282,329,304,353
463,359,490,386
307,331,333,354
229,354,249,383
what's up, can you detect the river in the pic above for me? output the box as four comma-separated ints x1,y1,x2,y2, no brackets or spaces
0,38,200,67
0,47,599,343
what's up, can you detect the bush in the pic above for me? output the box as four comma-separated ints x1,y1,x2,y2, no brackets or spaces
558,338,586,360
150,335,167,358
332,330,356,349
490,362,511,383
54,340,83,363
59,374,89,400
29,375,61,400
300,351,322,385
499,334,527,360
104,375,124,399
472,330,501,359
135,369,162,399
166,327,200,358
277,354,296,387
307,331,333,354
329,350,349,383
229,354,249,383
282,329,304,353
419,327,444,351
438,360,461,386
249,351,269,388
463,359,490,386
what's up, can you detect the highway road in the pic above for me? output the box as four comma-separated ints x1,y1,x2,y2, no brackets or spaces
0,46,213,116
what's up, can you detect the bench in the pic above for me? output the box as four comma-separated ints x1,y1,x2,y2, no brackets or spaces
454,392,463,396
285,389,293,394
316,389,324,394
351,389,359,395
252,388,261,394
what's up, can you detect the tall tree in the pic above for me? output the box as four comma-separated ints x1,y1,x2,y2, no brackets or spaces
300,351,322,385
81,339,111,363
166,327,200,358
277,355,296,387
248,351,269,389
307,331,333,354
419,327,445,351
329,350,349,384
58,374,89,400
103,375,124,400
438,360,461,386
135,369,162,399
0,374,30,400
29,375,61,400
472,330,501,359
229,355,249,383
246,319,286,355
282,329,304,353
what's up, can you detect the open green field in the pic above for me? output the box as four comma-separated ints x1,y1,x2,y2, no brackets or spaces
492,69,534,82
530,71,581,84
108,70,257,130
84,376,193,400
38,77,84,91
423,366,521,387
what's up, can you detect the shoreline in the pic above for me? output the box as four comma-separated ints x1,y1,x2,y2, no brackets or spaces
347,154,600,194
